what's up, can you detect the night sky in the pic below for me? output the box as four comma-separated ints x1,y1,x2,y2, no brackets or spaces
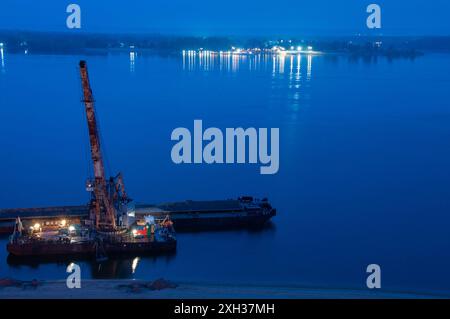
0,0,449,36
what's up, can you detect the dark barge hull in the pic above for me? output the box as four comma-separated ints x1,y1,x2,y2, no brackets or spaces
156,214,273,231
6,240,176,257
135,198,277,231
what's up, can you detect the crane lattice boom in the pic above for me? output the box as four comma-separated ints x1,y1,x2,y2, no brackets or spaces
79,60,116,230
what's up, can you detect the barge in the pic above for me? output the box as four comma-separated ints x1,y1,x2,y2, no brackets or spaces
6,228,177,260
0,196,276,234
135,197,276,231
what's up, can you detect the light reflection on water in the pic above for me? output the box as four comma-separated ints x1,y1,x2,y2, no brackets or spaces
0,52,450,296
129,51,135,73
0,46,5,73
182,51,314,77
181,51,315,123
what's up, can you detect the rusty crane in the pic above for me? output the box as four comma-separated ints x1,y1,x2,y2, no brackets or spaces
4,60,177,259
79,60,129,231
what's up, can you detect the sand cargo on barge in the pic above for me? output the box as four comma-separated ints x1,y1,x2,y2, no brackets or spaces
136,197,276,230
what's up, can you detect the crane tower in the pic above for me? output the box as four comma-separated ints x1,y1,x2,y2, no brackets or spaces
79,60,117,230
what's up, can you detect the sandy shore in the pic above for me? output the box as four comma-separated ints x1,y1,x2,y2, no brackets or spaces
0,279,447,299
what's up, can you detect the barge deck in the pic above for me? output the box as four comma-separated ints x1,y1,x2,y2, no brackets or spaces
7,236,176,257
0,197,276,234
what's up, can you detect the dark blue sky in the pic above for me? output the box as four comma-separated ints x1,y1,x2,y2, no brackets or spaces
0,0,449,36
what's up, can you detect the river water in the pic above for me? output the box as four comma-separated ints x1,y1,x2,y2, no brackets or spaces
0,50,449,296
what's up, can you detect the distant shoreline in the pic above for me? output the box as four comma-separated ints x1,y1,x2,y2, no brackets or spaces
2,30,449,58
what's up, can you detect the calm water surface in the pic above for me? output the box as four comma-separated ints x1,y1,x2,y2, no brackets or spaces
0,51,449,295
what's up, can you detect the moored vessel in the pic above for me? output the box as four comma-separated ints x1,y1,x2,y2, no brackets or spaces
7,222,176,258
